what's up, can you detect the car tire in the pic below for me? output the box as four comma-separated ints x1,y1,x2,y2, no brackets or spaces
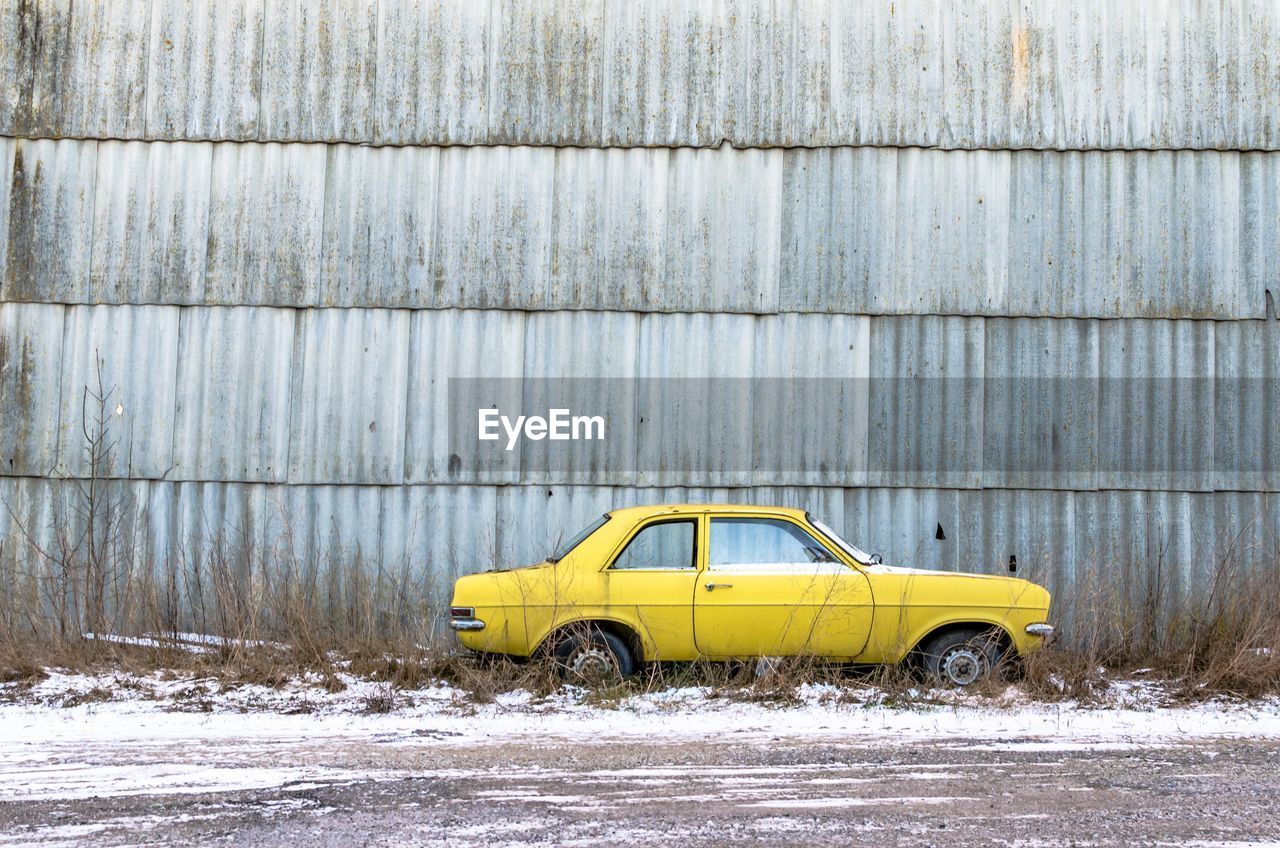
920,629,1004,687
551,626,636,685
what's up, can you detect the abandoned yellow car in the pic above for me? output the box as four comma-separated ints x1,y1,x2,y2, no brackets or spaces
449,504,1054,686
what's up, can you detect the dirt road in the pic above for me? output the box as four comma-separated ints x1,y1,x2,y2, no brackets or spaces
5,733,1280,847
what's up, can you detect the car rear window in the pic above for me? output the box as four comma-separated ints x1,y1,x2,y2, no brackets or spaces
549,514,610,562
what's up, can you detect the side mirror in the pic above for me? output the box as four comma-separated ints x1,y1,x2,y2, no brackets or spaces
870,553,883,565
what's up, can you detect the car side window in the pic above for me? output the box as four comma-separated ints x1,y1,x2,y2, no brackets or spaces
611,520,697,570
709,518,839,571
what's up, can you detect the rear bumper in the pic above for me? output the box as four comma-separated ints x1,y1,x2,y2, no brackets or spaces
450,618,486,632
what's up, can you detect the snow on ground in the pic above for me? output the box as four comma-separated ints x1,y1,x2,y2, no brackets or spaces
3,668,1280,803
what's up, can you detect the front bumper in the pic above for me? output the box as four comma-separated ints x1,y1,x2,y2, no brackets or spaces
450,618,486,632
1025,622,1055,640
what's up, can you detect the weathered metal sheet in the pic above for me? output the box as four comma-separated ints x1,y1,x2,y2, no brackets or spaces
600,0,718,147
403,308,526,484
145,0,264,140
171,307,296,482
982,318,1099,490
5,0,1280,149
373,0,489,145
432,145,554,309
867,316,985,489
287,308,410,484
320,145,438,307
1214,320,1280,492
634,312,757,487
519,311,641,485
56,305,181,480
2,0,150,138
258,0,376,142
1098,320,1216,491
662,146,782,313
0,138,10,287
90,140,212,304
4,139,1276,319
1213,491,1280,577
2,138,97,304
846,487,966,574
751,313,868,486
488,0,604,146
0,302,64,477
380,485,500,600
203,142,326,305
716,0,832,148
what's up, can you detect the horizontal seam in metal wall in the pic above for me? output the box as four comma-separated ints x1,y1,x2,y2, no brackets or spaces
2,133,1278,155
0,477,1274,497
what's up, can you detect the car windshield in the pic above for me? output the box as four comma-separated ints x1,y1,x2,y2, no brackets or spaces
807,514,876,565
549,514,610,562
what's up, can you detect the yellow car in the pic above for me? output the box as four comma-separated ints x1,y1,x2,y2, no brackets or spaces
449,504,1054,686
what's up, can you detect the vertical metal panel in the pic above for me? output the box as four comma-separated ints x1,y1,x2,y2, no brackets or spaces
601,0,718,147
716,0,831,148
2,138,96,304
432,145,554,309
145,0,265,140
1118,153,1242,318
172,307,295,482
286,309,410,484
1214,491,1280,576
0,303,65,477
780,148,1011,316
380,485,500,594
204,142,326,305
403,309,526,484
3,0,150,138
635,312,757,487
827,0,946,148
488,0,604,146
520,311,640,485
57,305,181,479
1098,320,1215,491
967,488,1077,600
663,146,781,313
752,313,868,486
494,484,617,568
0,138,11,287
374,0,489,145
983,318,1099,490
259,0,377,141
850,487,965,573
1241,153,1280,321
90,141,213,304
274,485,386,610
1215,320,1280,492
1006,152,1126,318
320,145,438,307
867,316,985,489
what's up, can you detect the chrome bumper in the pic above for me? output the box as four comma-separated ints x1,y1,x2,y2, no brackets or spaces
1025,623,1055,639
450,618,486,632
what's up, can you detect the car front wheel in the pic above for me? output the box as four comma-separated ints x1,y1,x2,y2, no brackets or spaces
920,629,1004,687
551,626,636,685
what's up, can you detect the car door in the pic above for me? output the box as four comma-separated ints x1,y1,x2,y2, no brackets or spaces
693,515,873,659
599,516,702,661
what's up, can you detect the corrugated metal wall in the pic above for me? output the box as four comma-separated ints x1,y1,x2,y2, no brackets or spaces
2,0,1279,634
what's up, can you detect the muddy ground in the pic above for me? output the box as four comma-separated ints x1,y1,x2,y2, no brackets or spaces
4,732,1280,847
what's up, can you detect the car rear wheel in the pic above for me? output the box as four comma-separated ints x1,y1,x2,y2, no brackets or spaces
551,626,636,685
920,629,1004,687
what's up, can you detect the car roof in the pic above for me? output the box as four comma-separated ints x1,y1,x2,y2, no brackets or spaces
605,503,810,521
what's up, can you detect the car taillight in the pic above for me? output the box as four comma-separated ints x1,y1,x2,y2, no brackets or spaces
450,606,474,618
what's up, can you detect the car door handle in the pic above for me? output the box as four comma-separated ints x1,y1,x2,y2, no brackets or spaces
704,582,734,592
